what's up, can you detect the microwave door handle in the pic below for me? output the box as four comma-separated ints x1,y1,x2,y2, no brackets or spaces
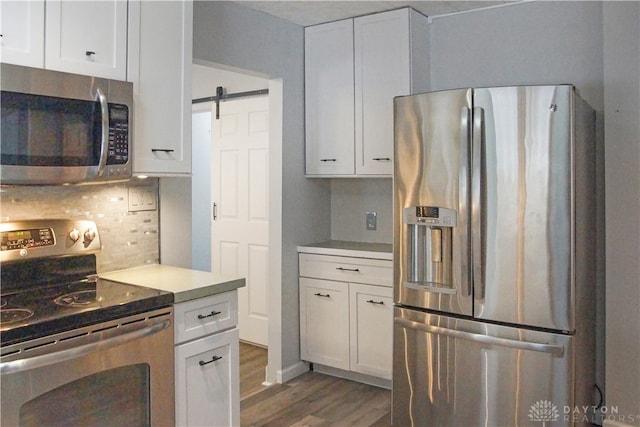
96,88,109,176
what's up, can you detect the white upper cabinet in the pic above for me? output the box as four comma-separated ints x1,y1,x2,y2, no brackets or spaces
355,9,410,176
45,0,128,80
128,0,193,176
305,19,355,175
0,1,45,68
305,8,429,177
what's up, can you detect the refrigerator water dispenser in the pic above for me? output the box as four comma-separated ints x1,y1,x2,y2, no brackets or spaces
403,206,456,293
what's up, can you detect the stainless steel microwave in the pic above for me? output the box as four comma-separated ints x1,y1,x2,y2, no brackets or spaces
0,63,133,185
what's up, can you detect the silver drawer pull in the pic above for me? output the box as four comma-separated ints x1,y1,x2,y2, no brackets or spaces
336,267,360,272
314,293,330,298
199,355,222,366
197,310,222,320
366,299,384,305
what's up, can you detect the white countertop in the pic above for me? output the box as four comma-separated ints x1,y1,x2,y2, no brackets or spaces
100,264,245,304
297,240,393,260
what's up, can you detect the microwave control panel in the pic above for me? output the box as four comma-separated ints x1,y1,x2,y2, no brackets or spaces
107,104,129,165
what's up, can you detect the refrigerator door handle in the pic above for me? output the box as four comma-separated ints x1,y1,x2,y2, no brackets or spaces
460,106,472,297
472,107,486,300
394,317,565,356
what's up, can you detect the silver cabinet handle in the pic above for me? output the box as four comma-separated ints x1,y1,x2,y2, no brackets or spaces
96,87,109,177
394,317,564,356
199,355,222,366
336,267,359,272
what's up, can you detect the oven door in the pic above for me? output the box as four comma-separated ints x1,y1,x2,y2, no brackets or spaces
0,308,174,427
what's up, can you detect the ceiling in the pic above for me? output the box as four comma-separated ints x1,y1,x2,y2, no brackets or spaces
233,1,516,27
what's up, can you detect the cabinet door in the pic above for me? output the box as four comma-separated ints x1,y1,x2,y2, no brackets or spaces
354,9,411,175
45,0,127,80
175,328,240,427
0,0,44,68
305,19,355,176
349,283,393,379
300,277,350,369
128,0,192,176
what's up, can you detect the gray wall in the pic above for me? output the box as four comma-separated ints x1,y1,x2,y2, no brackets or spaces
603,2,640,423
193,1,331,373
330,179,393,243
429,1,604,110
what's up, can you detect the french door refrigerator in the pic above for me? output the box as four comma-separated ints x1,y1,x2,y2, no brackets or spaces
392,85,598,426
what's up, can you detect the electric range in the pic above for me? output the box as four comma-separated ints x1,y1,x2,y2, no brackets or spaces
0,219,173,347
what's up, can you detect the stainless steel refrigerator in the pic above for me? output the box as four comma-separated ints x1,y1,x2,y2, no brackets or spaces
392,85,598,426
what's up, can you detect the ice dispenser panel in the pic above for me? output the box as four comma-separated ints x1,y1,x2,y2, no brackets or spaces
404,207,456,294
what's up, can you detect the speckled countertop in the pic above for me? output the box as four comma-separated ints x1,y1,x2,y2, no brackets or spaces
101,264,245,304
297,240,393,260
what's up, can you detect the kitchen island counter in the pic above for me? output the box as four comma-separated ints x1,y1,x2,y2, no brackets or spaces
100,264,245,303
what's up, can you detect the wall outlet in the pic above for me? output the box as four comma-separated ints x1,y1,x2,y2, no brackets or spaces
366,211,377,231
128,187,157,212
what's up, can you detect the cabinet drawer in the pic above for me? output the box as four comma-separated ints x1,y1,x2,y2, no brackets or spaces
174,291,238,344
299,253,392,287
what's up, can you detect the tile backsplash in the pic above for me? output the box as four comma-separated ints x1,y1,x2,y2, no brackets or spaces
0,179,160,273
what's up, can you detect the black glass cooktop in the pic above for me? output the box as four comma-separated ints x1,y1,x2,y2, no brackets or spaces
0,255,173,346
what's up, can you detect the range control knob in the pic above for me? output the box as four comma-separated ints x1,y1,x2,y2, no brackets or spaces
69,228,81,242
84,228,97,243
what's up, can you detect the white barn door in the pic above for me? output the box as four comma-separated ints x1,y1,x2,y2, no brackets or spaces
212,96,269,346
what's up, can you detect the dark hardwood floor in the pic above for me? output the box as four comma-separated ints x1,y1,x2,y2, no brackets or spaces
239,342,391,427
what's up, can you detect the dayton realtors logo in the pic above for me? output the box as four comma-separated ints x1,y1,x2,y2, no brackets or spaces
528,400,560,425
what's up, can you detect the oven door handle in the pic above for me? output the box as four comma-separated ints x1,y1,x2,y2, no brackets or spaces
0,318,171,375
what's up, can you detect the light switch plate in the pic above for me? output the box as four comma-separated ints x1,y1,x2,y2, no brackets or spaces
128,187,157,212
366,211,377,231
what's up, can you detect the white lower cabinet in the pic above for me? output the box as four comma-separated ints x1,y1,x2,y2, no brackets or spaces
349,283,393,380
299,253,393,384
174,291,240,427
300,277,350,370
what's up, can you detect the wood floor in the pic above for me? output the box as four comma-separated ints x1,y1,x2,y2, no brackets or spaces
239,343,391,427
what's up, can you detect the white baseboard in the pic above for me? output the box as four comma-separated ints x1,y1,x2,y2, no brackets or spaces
312,364,392,389
277,360,310,383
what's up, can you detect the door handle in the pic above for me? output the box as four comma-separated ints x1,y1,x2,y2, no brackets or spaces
472,107,486,300
213,203,217,221
394,317,564,356
336,267,360,272
96,88,109,177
